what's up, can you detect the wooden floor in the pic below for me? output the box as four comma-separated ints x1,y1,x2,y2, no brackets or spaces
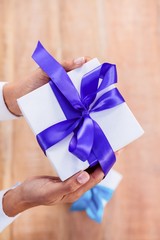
0,0,160,239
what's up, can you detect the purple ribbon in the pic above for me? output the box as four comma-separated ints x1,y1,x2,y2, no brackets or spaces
32,41,125,175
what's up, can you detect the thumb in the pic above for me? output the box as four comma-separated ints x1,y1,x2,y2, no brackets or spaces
61,57,86,72
62,171,90,194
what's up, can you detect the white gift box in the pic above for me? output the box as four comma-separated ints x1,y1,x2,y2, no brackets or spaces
17,58,144,181
101,169,122,191
97,168,122,207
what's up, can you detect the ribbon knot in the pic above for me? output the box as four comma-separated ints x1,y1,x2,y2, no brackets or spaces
32,41,125,176
71,185,114,223
81,109,90,118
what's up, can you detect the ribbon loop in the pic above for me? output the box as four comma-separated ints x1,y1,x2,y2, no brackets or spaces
37,118,80,152
80,63,117,108
91,88,124,113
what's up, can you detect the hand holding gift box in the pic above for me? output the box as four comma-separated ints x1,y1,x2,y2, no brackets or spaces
71,169,122,223
17,42,144,181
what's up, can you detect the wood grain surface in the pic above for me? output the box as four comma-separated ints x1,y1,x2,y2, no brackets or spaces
0,0,160,239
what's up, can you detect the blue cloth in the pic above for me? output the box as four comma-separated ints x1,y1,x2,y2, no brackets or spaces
71,185,114,223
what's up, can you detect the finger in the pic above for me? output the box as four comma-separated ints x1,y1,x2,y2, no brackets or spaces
56,171,90,195
115,148,124,157
63,167,104,202
76,166,104,193
84,56,92,62
60,171,90,195
61,56,91,72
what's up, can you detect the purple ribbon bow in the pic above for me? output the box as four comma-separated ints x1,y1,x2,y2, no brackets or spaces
32,41,125,175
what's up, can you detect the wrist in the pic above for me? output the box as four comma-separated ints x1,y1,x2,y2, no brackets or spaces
2,185,34,217
3,68,49,117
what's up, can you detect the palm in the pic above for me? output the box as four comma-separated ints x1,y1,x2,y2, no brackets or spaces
22,176,65,206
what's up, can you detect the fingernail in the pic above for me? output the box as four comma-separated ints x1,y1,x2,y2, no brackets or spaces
77,172,90,184
74,57,85,65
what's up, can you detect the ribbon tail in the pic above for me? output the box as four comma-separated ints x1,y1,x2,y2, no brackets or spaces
86,190,104,223
69,116,94,161
92,121,116,175
32,41,83,110
86,186,113,223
